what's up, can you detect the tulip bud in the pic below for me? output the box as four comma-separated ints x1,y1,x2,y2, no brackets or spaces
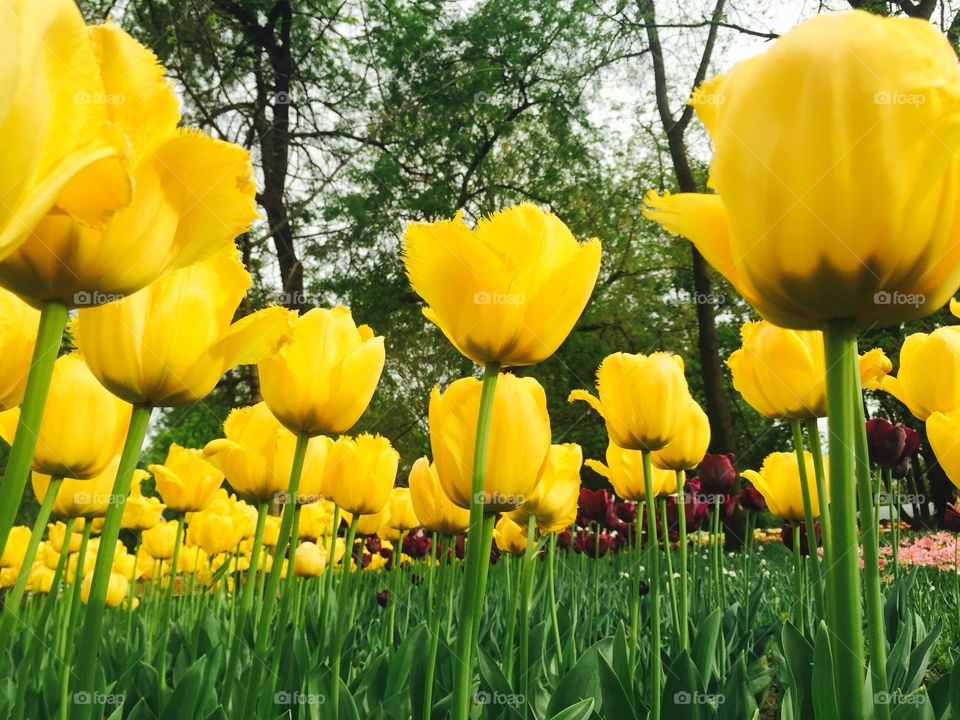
865,419,906,468
781,520,821,557
699,454,737,495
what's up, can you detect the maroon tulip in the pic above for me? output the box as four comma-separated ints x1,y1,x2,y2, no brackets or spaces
699,453,737,494
557,529,572,550
781,520,821,557
944,503,960,532
738,484,767,513
865,418,907,468
615,500,637,524
365,536,382,554
376,589,389,607
891,456,912,480
578,488,618,529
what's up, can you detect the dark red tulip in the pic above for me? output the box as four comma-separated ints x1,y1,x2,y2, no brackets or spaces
699,453,737,494
557,529,572,550
891,456,912,480
615,500,637,524
578,488,618,529
865,418,907,468
738,484,767,513
376,589,389,607
944,503,960,532
365,536,382,554
781,520,821,557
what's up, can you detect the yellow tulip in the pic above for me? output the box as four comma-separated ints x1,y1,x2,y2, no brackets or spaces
142,520,180,561
644,11,960,329
80,570,128,608
203,403,302,503
262,516,282,547
258,307,385,436
32,459,147,519
0,1,131,262
585,443,676,501
729,322,896,418
741,452,827,521
47,521,84,554
493,516,528,555
149,444,225,513
0,526,30,568
570,352,689,451
294,541,326,577
402,203,601,366
74,244,292,406
0,21,257,306
0,288,39,410
926,409,960,490
27,560,56,594
121,475,165,531
343,507,389,537
430,373,551,513
326,434,399,516
0,353,131,479
186,511,245,557
651,399,710,471
881,327,960,420
384,488,419,534
508,444,582,534
297,435,333,503
726,321,826,419
408,457,470,535
860,348,892,391
298,500,337,540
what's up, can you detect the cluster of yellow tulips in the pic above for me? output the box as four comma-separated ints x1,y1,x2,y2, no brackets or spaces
2,4,960,720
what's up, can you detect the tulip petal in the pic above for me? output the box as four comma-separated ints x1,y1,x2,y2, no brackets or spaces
928,410,960,490
567,389,604,418
584,459,610,479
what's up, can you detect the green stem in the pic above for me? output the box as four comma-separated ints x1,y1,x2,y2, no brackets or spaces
547,533,563,666
822,319,866,720
72,403,153,720
0,475,63,648
424,534,445,720
0,301,68,559
853,363,890,720
503,556,519,680
792,522,804,628
157,513,185,689
642,451,662,720
451,362,500,720
240,503,269,614
519,514,536,720
659,498,680,643
330,513,360,717
387,529,407,645
790,419,825,619
60,519,93,720
628,513,640,672
804,419,833,556
240,431,309,720
676,471,689,651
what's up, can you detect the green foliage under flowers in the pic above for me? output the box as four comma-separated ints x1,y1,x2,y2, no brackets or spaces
4,535,960,719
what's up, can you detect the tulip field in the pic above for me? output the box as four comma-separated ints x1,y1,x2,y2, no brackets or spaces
9,2,960,719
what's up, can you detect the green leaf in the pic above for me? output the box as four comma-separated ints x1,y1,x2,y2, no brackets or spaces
691,608,722,688
548,697,595,720
661,650,705,720
159,656,206,720
598,655,636,720
811,623,838,720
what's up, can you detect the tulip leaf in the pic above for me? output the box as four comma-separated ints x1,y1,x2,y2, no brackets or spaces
691,608,722,688
926,670,951,720
159,655,206,720
127,697,158,720
780,622,814,720
661,649,705,720
545,640,603,718
811,623,838,720
903,621,942,695
548,697,594,720
598,654,636,720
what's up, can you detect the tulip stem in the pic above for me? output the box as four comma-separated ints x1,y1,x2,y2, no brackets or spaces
823,319,866,720
792,523,804,628
387,529,407,645
72,403,153,720
675,470,689,651
330,513,359,717
629,505,642,672
853,363,890,720
0,474,63,649
451,362,500,720
804,419,832,557
60,518,93,720
0,300,68,559
790,419,825,620
241,432,309,720
240,503,269,614
642,451,662,720
157,514,185,693
519,514,537,720
423,533,443,720
547,533,564,666
659,498,680,644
